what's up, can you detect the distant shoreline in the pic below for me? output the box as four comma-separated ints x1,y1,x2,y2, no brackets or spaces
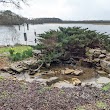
1,22,110,26
42,22,110,25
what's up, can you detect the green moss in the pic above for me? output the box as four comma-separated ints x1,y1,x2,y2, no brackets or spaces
102,82,110,91
96,101,107,109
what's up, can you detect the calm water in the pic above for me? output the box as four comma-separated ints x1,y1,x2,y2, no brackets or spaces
0,23,110,46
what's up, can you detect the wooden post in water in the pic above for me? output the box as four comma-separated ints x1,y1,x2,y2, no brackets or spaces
18,25,20,31
27,24,29,30
34,31,36,36
23,23,27,45
35,38,37,43
24,33,27,45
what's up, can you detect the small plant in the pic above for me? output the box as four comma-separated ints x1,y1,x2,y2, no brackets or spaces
9,48,33,61
0,91,9,98
38,87,52,94
0,76,4,81
76,106,85,110
102,82,110,91
96,101,107,109
59,89,65,94
9,48,14,55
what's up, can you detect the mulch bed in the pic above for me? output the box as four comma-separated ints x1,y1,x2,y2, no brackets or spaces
0,78,110,110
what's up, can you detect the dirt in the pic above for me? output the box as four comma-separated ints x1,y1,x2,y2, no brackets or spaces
0,78,110,110
0,57,10,69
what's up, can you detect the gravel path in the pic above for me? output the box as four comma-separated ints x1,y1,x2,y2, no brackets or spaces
0,78,110,110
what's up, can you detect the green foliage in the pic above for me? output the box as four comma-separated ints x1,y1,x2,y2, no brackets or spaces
76,106,85,110
36,27,110,64
9,48,15,55
0,76,4,81
102,82,110,91
9,49,33,61
96,101,107,109
0,46,32,54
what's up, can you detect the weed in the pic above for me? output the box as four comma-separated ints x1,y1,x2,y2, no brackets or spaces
96,101,107,109
102,82,110,91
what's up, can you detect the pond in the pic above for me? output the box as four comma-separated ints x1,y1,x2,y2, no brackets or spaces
0,23,110,46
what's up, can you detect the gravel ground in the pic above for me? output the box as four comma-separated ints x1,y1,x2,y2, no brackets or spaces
0,78,110,110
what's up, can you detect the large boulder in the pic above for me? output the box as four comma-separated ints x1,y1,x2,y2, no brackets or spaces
35,77,59,86
10,63,25,73
99,54,106,59
32,50,41,56
23,58,38,68
100,60,110,74
88,48,107,59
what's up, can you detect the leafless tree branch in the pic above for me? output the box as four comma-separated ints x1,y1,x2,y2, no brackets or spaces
0,0,28,8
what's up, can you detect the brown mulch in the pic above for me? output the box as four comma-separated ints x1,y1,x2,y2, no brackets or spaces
0,57,10,69
0,79,110,110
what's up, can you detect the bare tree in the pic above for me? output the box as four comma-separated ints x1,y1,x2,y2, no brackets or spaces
0,0,28,8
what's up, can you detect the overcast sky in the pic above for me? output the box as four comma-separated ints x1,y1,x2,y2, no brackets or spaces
0,0,110,20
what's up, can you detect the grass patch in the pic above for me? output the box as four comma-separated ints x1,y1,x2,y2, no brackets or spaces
0,45,33,61
96,101,107,109
102,82,110,91
0,45,32,54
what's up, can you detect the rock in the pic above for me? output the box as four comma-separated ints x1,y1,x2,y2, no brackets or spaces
108,74,110,78
46,77,59,86
53,80,74,88
32,50,41,56
106,53,110,58
100,60,110,74
0,67,10,72
93,58,100,63
99,54,106,59
10,63,24,73
23,58,38,67
73,69,83,76
71,78,81,86
35,78,47,85
35,77,59,86
88,49,96,54
97,77,110,84
88,48,106,58
81,59,94,67
82,81,103,88
101,50,106,54
96,70,108,75
96,66,102,70
42,70,55,75
62,68,74,75
94,51,101,58
45,63,51,68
